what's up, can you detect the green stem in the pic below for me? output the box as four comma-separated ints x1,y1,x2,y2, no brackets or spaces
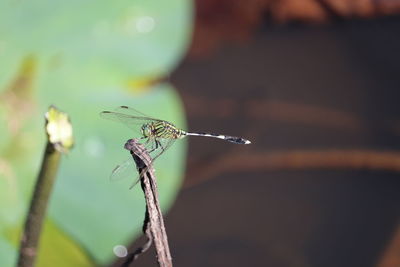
17,141,61,267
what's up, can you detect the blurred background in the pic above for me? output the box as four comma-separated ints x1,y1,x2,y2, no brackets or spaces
2,0,400,267
129,1,400,267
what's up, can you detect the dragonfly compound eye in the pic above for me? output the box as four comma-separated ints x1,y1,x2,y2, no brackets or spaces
141,124,152,137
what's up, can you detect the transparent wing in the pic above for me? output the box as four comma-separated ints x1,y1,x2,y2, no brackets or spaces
149,138,176,163
108,138,158,183
109,158,138,181
109,158,145,189
115,106,167,123
100,111,154,131
109,138,176,189
127,138,176,189
114,106,158,119
115,106,175,127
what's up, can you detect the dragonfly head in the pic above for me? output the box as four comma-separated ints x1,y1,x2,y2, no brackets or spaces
141,123,152,138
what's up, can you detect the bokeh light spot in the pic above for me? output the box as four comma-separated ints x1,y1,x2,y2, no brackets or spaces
113,245,128,258
135,16,155,33
83,136,105,158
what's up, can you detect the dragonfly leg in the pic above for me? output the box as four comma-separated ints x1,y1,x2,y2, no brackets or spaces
148,139,164,154
157,140,165,153
147,138,158,153
155,139,159,149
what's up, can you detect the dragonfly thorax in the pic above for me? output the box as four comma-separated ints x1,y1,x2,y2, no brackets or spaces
141,121,184,140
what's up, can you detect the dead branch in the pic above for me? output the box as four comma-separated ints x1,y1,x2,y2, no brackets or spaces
122,139,172,267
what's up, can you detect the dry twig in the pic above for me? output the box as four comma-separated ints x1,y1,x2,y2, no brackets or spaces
122,139,172,267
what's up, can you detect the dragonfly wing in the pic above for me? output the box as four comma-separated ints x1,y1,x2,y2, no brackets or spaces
128,138,175,189
116,106,151,116
109,138,176,189
110,157,151,189
115,106,175,127
149,138,176,163
108,138,170,180
128,137,175,168
129,178,141,189
135,137,176,165
100,111,152,130
100,111,164,138
110,158,137,181
115,106,163,122
100,106,177,133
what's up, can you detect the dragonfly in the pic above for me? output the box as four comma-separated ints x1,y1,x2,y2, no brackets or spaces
100,106,251,186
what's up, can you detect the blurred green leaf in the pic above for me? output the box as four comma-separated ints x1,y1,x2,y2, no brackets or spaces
0,0,192,87
36,220,94,267
3,219,94,267
0,0,192,265
47,85,187,264
0,238,16,267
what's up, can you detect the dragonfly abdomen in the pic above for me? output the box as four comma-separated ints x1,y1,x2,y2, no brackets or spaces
185,132,251,144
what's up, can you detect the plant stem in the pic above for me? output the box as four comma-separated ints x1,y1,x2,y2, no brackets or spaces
17,141,61,267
